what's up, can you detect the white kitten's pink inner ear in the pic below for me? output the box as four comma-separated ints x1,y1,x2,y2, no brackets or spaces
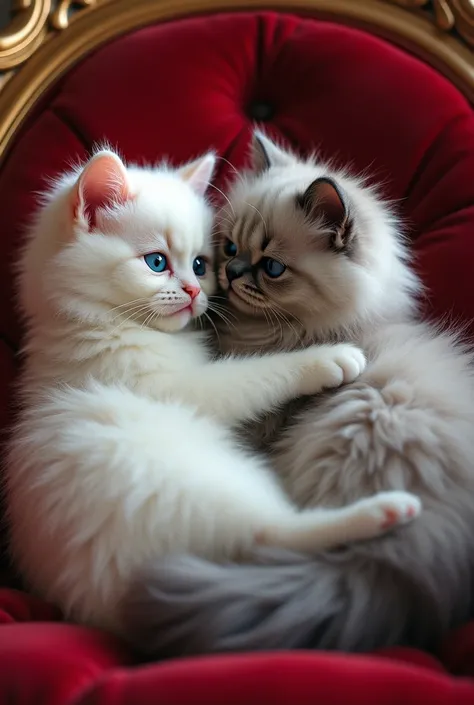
179,154,216,196
71,151,132,229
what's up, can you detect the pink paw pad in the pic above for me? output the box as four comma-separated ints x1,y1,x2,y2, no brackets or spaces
380,508,400,530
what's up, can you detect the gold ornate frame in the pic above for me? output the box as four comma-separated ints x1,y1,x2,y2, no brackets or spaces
0,0,472,165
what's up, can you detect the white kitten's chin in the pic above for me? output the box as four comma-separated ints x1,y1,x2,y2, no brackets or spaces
155,311,192,332
153,301,207,333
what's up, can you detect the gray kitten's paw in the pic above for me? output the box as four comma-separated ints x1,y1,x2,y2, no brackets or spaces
298,343,366,395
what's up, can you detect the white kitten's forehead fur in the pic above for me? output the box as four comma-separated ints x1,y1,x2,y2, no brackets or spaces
102,168,211,258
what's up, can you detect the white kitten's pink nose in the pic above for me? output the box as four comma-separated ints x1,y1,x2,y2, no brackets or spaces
183,284,200,300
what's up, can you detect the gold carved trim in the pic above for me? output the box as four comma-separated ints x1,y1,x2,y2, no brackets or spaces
0,1,100,70
0,0,51,71
0,0,472,164
50,0,97,32
387,1,474,46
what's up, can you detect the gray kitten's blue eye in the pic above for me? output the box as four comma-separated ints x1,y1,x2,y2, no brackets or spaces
262,257,286,278
193,257,206,277
224,239,237,257
144,252,167,273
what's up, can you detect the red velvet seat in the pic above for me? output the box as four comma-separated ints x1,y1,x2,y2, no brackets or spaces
1,9,474,704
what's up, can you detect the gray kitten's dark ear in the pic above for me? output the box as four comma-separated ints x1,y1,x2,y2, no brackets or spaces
251,131,294,174
297,177,352,251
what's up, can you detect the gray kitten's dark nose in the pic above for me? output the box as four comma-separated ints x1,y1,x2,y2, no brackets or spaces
226,256,252,283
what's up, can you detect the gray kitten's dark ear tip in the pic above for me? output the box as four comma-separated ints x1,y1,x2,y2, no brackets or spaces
253,129,267,144
250,131,272,173
249,131,295,173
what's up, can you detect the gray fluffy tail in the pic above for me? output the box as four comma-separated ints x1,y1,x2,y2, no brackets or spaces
121,544,468,658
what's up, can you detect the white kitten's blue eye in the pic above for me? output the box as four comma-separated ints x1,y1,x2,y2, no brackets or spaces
144,252,167,273
193,257,206,277
262,257,286,278
224,239,237,257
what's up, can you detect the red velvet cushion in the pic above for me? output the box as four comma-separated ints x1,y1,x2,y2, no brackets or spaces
1,10,474,704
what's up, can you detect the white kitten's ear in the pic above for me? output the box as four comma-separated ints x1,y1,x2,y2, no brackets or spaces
71,150,132,229
179,154,216,196
251,131,294,173
297,177,351,251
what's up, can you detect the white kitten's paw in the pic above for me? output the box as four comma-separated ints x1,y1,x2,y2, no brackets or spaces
352,491,422,540
373,491,422,530
298,344,366,395
326,344,366,385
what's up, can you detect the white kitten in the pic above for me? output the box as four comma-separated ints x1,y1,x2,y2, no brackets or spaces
6,149,420,634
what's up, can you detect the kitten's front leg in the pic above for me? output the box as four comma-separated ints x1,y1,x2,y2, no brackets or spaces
259,491,422,554
178,343,366,425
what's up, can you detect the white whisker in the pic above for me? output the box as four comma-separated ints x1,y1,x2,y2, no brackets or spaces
202,311,220,345
107,296,150,315
141,309,156,330
108,301,153,322
207,183,235,216
271,303,304,347
208,300,238,321
216,155,240,178
207,304,237,332
106,304,152,336
244,202,268,237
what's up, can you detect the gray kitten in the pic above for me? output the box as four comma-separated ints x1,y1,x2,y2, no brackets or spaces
122,132,474,658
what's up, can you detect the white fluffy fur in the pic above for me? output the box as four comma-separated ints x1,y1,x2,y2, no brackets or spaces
6,148,420,634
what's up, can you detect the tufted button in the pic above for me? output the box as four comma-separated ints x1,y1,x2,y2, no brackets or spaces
247,100,275,122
